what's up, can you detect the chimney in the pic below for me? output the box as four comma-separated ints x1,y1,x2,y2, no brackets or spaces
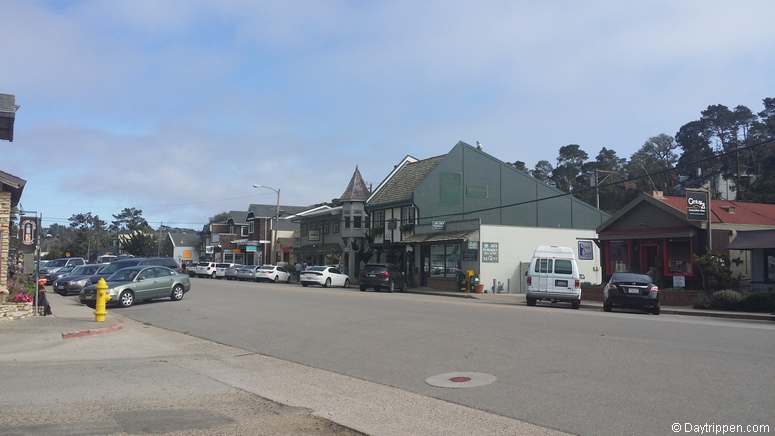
652,191,664,199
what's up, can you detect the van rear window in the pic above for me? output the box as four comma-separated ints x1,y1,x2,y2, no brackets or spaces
534,259,553,273
554,259,572,275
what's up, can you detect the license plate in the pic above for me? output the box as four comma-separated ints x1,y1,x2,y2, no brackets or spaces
368,274,375,278
555,280,568,287
627,288,640,294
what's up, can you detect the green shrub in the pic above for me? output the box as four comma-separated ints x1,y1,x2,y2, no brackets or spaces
709,290,743,310
693,293,711,309
695,254,739,291
739,292,775,313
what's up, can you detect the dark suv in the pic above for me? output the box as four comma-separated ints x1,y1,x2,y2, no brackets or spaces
603,272,660,314
359,263,406,292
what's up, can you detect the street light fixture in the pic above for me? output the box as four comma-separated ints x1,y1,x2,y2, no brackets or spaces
252,184,281,265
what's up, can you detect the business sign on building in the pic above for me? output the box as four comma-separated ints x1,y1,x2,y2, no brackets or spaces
182,249,192,260
18,216,39,252
482,242,499,263
686,190,709,221
432,220,446,231
245,245,257,252
578,240,593,260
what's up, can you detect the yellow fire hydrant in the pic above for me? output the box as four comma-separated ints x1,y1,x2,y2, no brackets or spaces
94,277,111,322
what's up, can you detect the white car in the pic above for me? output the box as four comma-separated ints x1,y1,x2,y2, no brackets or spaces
215,263,235,279
255,265,292,283
195,262,217,278
300,266,350,288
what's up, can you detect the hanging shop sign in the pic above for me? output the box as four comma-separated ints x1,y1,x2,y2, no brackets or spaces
577,240,593,260
686,190,709,221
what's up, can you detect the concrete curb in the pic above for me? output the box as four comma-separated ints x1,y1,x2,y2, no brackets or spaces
409,291,774,322
61,322,123,339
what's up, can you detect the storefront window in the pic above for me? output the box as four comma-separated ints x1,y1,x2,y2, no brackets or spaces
767,249,775,283
430,243,462,278
431,244,445,277
668,240,691,274
609,241,628,273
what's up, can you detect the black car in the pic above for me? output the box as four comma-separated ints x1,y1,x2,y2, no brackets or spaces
359,263,406,292
85,257,180,285
53,264,102,295
603,272,660,314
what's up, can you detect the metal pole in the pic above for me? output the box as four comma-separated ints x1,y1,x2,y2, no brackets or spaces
595,170,600,210
272,189,280,265
707,190,712,254
34,212,41,316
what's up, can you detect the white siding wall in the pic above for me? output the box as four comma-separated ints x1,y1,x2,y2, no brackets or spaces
478,225,602,293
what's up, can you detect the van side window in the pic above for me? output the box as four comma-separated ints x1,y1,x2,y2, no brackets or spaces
554,259,572,275
534,259,553,273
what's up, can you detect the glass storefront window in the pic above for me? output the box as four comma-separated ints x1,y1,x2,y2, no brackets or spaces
767,250,775,283
668,240,690,274
431,244,445,277
429,243,462,278
609,241,628,273
445,244,460,277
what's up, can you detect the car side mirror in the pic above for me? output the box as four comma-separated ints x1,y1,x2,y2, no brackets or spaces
580,274,586,280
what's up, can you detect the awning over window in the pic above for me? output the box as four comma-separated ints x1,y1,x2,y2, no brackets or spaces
729,230,775,250
403,230,476,243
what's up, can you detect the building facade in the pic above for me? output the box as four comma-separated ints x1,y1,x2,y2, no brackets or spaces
597,192,775,288
367,141,608,291
167,231,201,268
293,167,370,275
0,170,25,299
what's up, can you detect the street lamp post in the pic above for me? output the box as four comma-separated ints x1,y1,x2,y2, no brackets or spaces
253,184,280,265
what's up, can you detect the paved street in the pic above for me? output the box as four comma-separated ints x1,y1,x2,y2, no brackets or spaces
115,278,775,436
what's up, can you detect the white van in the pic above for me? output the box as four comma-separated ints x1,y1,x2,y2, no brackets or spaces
526,245,583,309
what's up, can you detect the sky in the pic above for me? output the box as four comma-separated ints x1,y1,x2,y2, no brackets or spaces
2,0,774,230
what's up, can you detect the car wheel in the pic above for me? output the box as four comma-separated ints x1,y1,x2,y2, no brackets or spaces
86,302,96,309
388,280,395,293
118,290,134,308
360,286,366,292
211,272,216,279
603,301,613,312
571,300,580,310
651,306,660,315
324,278,331,288
526,297,537,306
274,275,278,283
286,275,291,284
302,283,308,287
343,279,350,288
171,284,184,301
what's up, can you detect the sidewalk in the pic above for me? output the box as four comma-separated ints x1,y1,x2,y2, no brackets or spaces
0,292,123,351
407,288,775,321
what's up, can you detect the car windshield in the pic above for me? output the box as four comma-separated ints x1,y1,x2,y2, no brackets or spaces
364,265,387,272
47,260,68,267
216,263,230,268
108,268,141,282
71,265,96,275
306,266,327,272
611,273,651,283
59,266,75,272
259,266,275,271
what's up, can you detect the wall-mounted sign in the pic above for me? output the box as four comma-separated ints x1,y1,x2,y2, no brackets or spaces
672,275,686,288
686,190,709,221
467,240,479,250
482,242,499,263
205,245,214,254
19,216,39,250
182,249,192,260
432,220,446,231
578,240,593,260
308,229,320,241
245,245,257,252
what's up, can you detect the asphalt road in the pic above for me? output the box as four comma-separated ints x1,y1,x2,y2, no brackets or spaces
118,278,775,436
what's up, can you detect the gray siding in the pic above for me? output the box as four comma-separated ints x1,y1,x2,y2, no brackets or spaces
414,142,606,230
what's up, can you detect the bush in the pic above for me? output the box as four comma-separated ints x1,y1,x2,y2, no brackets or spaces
739,292,775,313
12,293,33,304
695,254,738,291
709,290,744,310
6,275,34,301
693,293,712,310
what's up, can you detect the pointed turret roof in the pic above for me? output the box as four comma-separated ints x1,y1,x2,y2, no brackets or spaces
340,166,370,201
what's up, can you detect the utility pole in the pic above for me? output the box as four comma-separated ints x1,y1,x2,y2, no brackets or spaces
593,169,618,210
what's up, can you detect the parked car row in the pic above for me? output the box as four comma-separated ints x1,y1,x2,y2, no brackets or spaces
79,265,191,308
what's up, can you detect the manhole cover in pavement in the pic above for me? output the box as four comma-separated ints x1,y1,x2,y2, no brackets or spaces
425,372,496,388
